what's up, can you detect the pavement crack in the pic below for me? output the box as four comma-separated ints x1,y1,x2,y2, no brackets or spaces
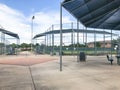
28,66,36,90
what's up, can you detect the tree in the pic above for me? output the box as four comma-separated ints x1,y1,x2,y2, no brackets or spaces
10,43,18,48
0,43,4,46
96,42,101,47
69,43,85,47
20,43,29,48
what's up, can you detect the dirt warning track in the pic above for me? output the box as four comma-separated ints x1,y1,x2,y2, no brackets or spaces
0,53,58,66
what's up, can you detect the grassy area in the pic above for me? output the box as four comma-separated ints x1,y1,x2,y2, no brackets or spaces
62,50,116,55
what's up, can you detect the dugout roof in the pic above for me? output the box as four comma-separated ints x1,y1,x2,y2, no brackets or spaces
33,29,115,39
0,28,19,39
62,0,120,30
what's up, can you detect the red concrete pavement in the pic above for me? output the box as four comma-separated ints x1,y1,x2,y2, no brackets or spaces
0,52,58,66
0,57,56,66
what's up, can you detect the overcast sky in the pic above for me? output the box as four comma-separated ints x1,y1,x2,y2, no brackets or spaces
0,0,77,44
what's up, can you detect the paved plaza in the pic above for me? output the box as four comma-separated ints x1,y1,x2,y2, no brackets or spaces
0,53,120,90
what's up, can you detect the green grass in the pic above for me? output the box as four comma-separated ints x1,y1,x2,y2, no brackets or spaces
62,50,116,55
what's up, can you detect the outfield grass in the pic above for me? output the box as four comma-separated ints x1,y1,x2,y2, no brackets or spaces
62,50,116,55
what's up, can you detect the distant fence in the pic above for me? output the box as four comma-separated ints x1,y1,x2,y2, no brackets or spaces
34,45,115,55
0,44,16,55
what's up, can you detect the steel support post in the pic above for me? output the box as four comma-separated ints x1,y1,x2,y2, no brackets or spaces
17,39,20,55
52,25,54,55
77,20,79,62
60,3,63,71
47,30,48,53
85,27,87,54
103,29,105,54
1,32,4,54
111,29,112,58
94,28,97,55
0,32,1,54
83,27,85,46
45,34,46,54
49,33,50,53
71,22,73,55
4,34,6,54
2,33,5,54
0,32,3,43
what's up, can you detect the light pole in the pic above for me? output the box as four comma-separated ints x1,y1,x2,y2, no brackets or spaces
31,16,35,52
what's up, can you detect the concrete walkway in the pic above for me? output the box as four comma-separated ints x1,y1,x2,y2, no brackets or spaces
0,55,120,90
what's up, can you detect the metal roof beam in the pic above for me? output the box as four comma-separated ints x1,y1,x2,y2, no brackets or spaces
62,0,75,5
33,29,115,39
0,28,19,39
86,8,119,27
77,0,115,19
80,0,120,23
71,0,91,13
83,9,115,26
114,24,120,30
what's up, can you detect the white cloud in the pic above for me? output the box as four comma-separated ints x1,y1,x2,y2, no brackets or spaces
0,3,30,44
31,10,73,34
0,3,73,44
0,3,113,45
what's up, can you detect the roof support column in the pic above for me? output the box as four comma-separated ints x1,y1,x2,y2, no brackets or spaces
71,22,74,55
0,32,2,43
46,30,48,54
16,39,20,55
1,33,5,54
103,29,105,54
4,34,6,55
60,2,63,71
45,30,48,54
85,27,87,54
52,25,54,55
0,32,1,55
44,34,46,54
111,29,113,58
83,27,85,47
49,28,51,54
77,20,79,62
94,28,97,55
